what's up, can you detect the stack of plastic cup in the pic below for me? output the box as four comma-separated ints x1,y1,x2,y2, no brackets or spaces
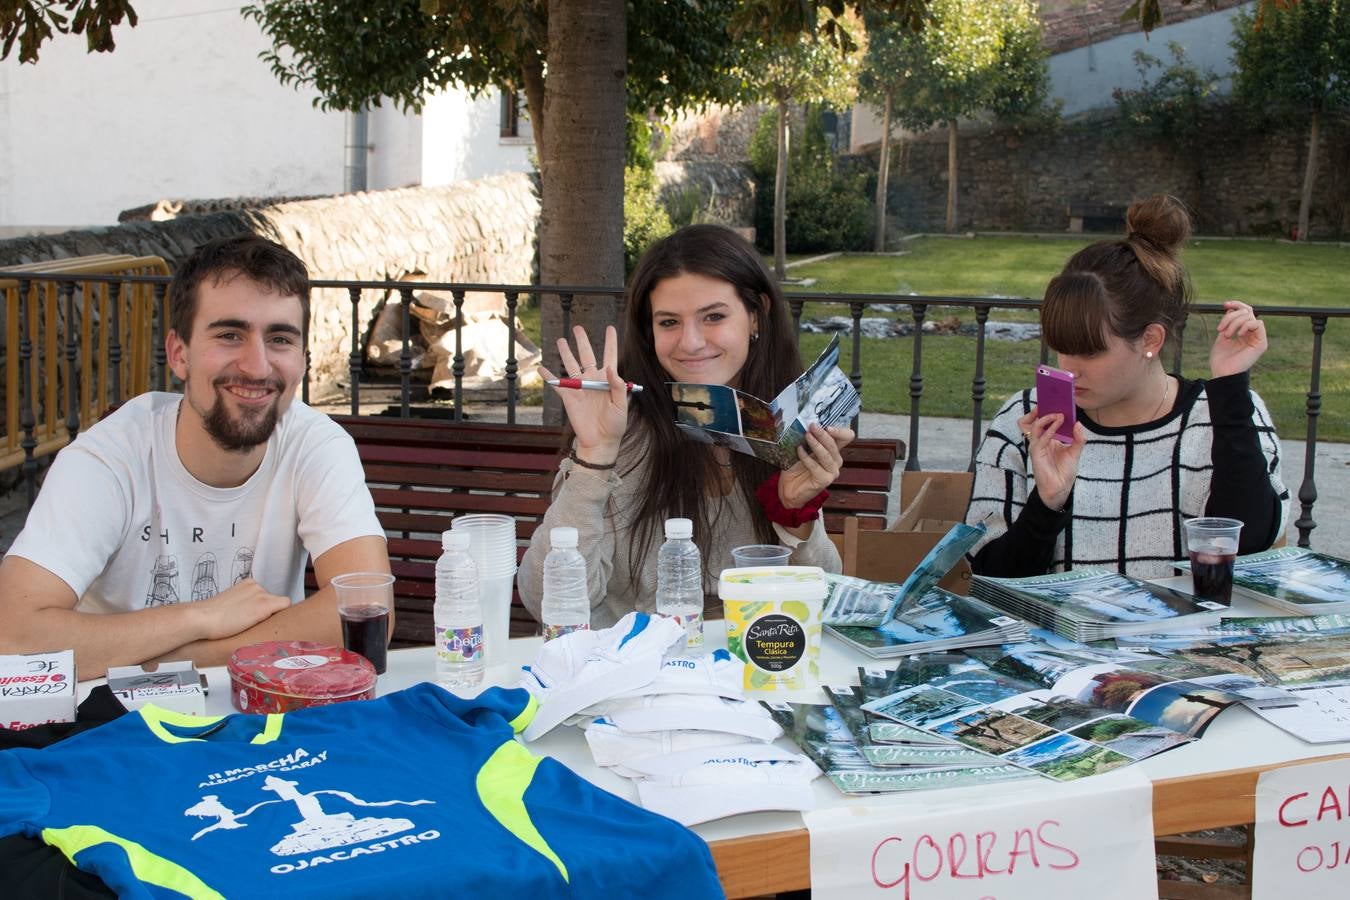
450,514,518,667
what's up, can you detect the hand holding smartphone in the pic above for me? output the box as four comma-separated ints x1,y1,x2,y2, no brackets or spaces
1035,365,1076,445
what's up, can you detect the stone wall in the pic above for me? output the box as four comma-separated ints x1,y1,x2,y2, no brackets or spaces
884,111,1350,240
664,104,765,164
0,172,541,394
654,160,757,231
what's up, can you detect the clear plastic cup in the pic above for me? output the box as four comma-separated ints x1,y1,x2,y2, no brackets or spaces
731,544,793,567
1183,517,1243,605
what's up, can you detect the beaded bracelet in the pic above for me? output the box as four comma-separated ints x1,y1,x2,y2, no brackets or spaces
569,450,617,471
756,471,828,528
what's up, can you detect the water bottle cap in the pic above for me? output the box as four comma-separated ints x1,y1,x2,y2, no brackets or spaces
442,530,470,551
550,526,579,549
664,517,693,539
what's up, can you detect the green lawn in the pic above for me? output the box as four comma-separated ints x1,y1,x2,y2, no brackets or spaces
514,236,1350,441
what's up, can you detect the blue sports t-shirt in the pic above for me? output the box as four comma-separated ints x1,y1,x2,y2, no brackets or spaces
0,683,724,899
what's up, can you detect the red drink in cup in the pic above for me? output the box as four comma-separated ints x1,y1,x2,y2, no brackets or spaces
339,604,390,674
332,572,395,675
1182,518,1243,606
1188,543,1237,604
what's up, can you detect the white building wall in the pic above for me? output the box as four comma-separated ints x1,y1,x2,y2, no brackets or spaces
1048,2,1251,116
419,88,533,187
0,0,534,233
851,3,1252,153
0,0,344,229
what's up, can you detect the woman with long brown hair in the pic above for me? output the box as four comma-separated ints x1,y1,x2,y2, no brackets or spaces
966,195,1288,577
518,225,851,627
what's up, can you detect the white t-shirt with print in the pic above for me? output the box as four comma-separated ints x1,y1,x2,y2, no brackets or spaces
7,392,384,614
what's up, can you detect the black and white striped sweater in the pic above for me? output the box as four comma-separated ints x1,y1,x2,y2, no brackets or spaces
965,372,1288,579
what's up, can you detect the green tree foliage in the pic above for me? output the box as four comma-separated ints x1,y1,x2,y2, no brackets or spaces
733,9,861,278
623,113,673,274
880,0,1050,234
1231,0,1350,241
858,13,922,250
750,107,871,254
1112,42,1220,219
1,0,135,63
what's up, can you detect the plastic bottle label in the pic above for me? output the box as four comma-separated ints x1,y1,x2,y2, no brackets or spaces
542,622,590,642
675,611,704,649
434,624,483,663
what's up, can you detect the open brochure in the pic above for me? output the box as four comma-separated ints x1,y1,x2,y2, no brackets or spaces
824,581,1028,658
971,568,1227,641
821,522,987,629
669,333,861,469
1109,614,1350,744
853,640,1282,782
1176,546,1350,614
762,699,1038,795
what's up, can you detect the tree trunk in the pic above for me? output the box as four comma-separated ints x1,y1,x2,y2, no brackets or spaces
945,119,958,234
1297,108,1320,242
539,0,626,424
774,95,789,281
520,52,547,170
873,89,894,253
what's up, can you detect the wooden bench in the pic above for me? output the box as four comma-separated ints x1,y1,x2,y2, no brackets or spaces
314,416,904,647
1067,201,1127,234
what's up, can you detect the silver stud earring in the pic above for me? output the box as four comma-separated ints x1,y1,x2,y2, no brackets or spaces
1145,351,1154,359
751,332,759,344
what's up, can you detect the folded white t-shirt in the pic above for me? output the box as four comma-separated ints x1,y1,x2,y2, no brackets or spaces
519,611,685,741
635,745,821,825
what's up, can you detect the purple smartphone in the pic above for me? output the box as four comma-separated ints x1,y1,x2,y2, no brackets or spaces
1035,365,1076,445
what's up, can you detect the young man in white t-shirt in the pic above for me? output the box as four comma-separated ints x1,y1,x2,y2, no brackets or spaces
0,236,390,677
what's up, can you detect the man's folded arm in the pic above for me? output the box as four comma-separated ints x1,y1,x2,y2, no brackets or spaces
152,534,392,668
0,555,285,678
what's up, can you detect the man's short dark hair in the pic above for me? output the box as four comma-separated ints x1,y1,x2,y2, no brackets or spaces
168,235,310,342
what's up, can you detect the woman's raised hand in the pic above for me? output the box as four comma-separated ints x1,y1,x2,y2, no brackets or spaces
779,424,855,510
1210,301,1268,379
1019,408,1086,513
539,325,629,466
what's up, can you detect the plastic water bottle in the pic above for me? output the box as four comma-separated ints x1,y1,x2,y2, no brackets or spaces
656,517,704,649
434,530,484,688
541,526,590,641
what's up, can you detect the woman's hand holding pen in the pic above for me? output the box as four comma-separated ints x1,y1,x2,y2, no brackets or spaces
540,325,629,467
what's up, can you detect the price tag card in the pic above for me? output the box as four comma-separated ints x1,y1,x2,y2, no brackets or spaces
804,768,1156,899
1255,757,1350,898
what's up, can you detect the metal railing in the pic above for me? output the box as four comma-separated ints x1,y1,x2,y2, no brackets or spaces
5,272,1344,549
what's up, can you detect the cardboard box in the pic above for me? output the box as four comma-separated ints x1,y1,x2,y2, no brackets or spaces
0,650,76,731
107,660,207,715
839,471,976,593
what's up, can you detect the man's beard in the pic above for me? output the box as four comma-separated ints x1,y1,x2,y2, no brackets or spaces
201,377,284,452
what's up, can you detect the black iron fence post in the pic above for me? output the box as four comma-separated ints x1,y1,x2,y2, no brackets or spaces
398,287,414,417
970,305,990,470
849,302,863,433
452,289,466,421
906,303,927,472
1295,315,1327,548
505,291,519,424
348,287,362,415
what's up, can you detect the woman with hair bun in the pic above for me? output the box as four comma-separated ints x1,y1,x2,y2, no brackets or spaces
965,195,1288,577
518,225,850,627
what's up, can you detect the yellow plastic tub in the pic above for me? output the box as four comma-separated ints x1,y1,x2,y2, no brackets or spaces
718,566,826,691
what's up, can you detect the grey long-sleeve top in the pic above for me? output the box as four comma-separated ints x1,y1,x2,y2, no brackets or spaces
517,436,842,629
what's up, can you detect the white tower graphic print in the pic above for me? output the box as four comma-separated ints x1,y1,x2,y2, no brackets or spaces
185,773,433,855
